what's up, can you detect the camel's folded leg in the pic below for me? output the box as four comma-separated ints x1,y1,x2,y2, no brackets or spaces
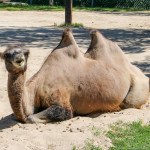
26,105,73,124
123,76,149,109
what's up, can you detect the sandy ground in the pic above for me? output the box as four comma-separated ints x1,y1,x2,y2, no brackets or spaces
0,11,150,150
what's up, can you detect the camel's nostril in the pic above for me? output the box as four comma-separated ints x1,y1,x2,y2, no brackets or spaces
16,60,22,64
15,59,24,64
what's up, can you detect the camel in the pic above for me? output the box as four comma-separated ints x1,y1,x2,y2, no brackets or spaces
0,28,149,123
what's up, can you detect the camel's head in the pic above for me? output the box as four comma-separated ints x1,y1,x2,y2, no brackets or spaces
0,45,30,73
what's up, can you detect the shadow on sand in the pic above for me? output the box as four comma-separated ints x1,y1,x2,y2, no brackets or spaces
0,114,18,130
0,27,149,53
0,26,149,72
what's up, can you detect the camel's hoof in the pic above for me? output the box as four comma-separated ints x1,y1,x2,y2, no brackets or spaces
26,115,49,124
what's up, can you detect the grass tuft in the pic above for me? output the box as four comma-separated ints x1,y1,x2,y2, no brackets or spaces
73,6,147,12
59,23,84,28
107,121,150,150
0,4,64,11
72,145,77,150
91,126,101,137
72,139,102,150
82,139,102,150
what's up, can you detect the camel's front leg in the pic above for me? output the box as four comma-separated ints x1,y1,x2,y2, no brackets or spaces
26,105,73,123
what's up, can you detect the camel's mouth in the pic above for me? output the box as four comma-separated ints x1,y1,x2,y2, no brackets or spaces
12,58,25,68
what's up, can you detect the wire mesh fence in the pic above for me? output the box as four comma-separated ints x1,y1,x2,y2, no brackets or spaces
1,0,150,9
118,0,150,9
73,0,150,9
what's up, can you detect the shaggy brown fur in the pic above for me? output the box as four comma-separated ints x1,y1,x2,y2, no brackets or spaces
0,28,149,123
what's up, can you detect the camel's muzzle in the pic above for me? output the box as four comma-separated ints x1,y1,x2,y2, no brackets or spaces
13,56,25,68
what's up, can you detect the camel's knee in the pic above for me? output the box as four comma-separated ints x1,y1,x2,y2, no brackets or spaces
123,78,149,109
47,105,73,121
26,105,73,124
120,101,141,109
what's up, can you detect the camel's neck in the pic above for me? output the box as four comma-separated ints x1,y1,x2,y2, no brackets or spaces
8,72,32,122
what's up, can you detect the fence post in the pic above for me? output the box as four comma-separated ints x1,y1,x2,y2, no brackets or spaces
65,0,72,24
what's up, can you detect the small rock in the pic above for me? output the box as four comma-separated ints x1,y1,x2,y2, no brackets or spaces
69,129,73,132
76,117,80,120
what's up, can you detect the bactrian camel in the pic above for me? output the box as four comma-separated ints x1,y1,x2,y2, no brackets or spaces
0,28,149,123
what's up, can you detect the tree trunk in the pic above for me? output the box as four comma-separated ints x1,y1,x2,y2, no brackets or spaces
29,0,32,5
91,0,94,7
49,0,54,6
65,0,72,24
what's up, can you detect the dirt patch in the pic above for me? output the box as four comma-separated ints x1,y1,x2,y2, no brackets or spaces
0,11,150,150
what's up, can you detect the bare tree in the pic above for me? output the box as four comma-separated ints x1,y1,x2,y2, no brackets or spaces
49,0,54,6
65,0,72,24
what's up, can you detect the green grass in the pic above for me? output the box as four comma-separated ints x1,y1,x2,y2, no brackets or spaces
74,6,147,12
72,145,77,150
59,22,84,28
91,126,101,137
0,4,64,11
72,139,102,150
107,121,150,150
82,140,102,150
0,4,148,11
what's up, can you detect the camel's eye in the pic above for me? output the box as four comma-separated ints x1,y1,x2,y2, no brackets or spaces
4,53,12,59
4,51,20,59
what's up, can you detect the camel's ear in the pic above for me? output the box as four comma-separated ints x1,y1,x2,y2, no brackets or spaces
23,48,30,56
